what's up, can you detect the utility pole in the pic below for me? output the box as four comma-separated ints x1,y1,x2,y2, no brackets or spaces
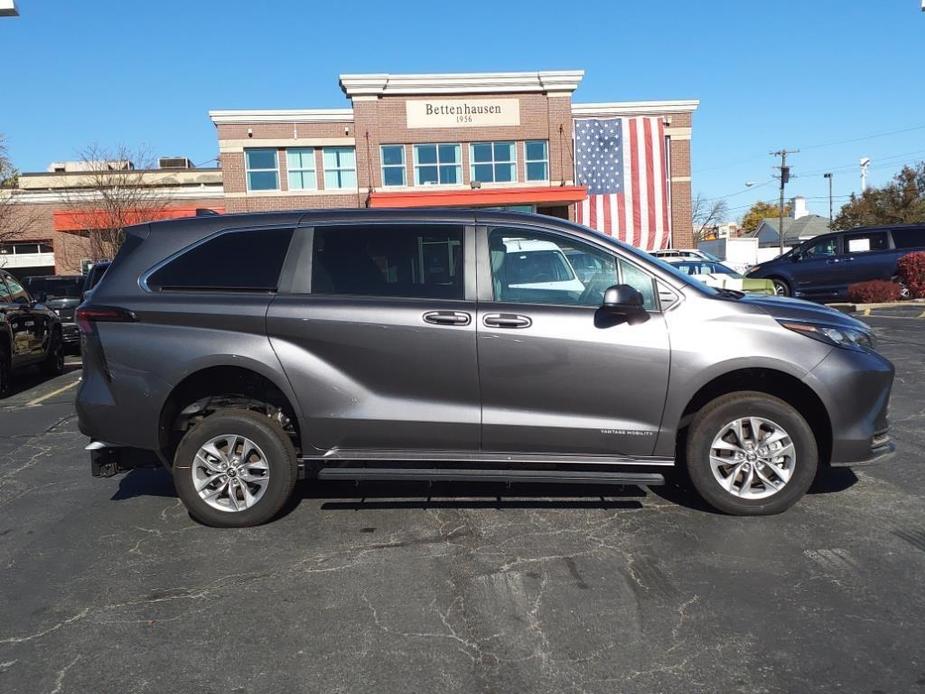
823,172,833,228
772,149,798,256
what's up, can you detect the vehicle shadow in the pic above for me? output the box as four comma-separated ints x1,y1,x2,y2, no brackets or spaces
1,362,82,400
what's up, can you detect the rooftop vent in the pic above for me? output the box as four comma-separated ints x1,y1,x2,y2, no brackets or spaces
158,156,194,170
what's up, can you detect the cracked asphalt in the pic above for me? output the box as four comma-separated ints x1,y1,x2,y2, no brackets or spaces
1,317,924,694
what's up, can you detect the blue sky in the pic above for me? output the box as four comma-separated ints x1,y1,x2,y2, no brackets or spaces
2,0,924,221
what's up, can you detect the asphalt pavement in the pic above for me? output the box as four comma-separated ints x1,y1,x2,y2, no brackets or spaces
0,320,923,694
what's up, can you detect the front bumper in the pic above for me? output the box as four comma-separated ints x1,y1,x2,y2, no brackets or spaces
61,322,80,344
803,346,895,466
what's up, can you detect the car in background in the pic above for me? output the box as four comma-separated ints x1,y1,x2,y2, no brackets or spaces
746,224,925,300
23,275,83,352
666,259,776,295
500,238,584,293
81,260,111,299
652,248,722,262
0,269,64,395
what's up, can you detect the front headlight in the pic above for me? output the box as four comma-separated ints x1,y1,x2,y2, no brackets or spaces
779,321,876,352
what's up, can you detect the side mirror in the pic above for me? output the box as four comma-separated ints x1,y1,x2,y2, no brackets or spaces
597,284,649,326
790,251,802,262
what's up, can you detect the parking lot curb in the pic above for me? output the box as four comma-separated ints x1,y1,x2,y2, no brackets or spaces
827,301,925,318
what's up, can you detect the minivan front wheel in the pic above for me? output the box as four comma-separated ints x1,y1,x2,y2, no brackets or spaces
770,279,790,297
173,409,298,527
685,392,817,515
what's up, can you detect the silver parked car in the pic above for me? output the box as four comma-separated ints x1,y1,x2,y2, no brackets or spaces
77,210,894,527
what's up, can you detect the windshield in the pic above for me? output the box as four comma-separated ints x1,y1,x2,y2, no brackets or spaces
24,277,82,298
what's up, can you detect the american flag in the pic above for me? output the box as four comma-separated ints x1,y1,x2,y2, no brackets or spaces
574,117,671,251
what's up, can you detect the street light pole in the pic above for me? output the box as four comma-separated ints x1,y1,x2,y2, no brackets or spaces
823,172,833,228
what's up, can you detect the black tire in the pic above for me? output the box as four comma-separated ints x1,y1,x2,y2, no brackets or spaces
685,392,817,515
41,331,64,377
173,408,298,527
770,278,790,297
0,343,10,397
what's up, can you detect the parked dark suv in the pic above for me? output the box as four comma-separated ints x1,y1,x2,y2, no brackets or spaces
0,269,65,395
23,275,83,352
77,210,895,527
746,224,925,300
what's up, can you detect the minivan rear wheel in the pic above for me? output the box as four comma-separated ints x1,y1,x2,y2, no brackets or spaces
685,392,817,515
173,408,298,527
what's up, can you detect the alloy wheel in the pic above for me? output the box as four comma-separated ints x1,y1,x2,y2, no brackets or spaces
192,434,271,512
709,417,796,500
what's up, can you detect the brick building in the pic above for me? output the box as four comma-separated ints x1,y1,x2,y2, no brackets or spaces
211,70,698,247
3,161,224,276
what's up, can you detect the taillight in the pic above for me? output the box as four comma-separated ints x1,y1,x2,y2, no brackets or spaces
75,306,137,334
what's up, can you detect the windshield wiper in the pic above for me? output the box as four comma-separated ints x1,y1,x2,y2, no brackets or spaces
715,288,745,299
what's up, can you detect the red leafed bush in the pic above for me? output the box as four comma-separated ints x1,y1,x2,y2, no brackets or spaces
847,280,902,304
897,251,925,299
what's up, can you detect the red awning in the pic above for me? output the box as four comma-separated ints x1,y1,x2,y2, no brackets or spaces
53,206,225,233
368,185,587,209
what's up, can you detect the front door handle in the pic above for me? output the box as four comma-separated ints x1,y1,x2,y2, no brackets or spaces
483,313,532,329
422,310,471,326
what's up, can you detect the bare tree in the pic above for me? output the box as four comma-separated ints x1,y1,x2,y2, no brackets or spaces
62,144,172,261
0,134,41,250
691,193,729,242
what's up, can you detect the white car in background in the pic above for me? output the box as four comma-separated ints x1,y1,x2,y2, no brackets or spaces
665,259,775,295
652,248,721,262
501,238,585,292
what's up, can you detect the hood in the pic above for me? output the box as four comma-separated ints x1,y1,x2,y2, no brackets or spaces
739,294,870,331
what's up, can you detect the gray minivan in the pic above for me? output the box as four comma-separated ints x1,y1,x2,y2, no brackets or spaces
77,210,895,526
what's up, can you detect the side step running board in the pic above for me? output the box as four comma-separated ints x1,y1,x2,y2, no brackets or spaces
316,467,664,486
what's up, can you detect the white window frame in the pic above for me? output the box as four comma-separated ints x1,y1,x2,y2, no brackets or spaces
413,143,462,186
469,141,517,184
244,148,280,192
322,147,357,190
286,148,317,191
524,140,549,182
380,145,406,187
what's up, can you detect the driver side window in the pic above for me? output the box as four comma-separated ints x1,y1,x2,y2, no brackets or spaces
802,236,840,259
2,273,29,304
488,227,656,309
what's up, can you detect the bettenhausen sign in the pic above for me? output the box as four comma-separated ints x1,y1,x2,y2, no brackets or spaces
406,99,521,128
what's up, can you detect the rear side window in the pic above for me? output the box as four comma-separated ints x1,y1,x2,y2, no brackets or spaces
891,228,925,249
311,225,463,300
0,275,12,303
148,227,294,292
846,231,889,254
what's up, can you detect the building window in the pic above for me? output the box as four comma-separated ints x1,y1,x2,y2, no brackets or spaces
525,140,549,182
245,149,279,191
287,148,316,190
414,144,461,185
470,142,516,183
323,147,357,190
380,145,406,187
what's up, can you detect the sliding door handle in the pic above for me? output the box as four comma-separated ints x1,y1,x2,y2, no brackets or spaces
483,313,532,329
423,311,471,326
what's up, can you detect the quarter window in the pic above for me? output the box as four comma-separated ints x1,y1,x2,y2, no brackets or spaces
311,225,464,300
380,145,406,187
323,147,357,190
470,142,516,183
413,144,461,185
147,228,294,292
488,227,656,309
525,140,549,182
286,148,317,191
245,149,279,191
891,228,925,249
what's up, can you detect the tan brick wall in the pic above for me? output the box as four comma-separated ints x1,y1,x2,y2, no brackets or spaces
668,136,693,247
